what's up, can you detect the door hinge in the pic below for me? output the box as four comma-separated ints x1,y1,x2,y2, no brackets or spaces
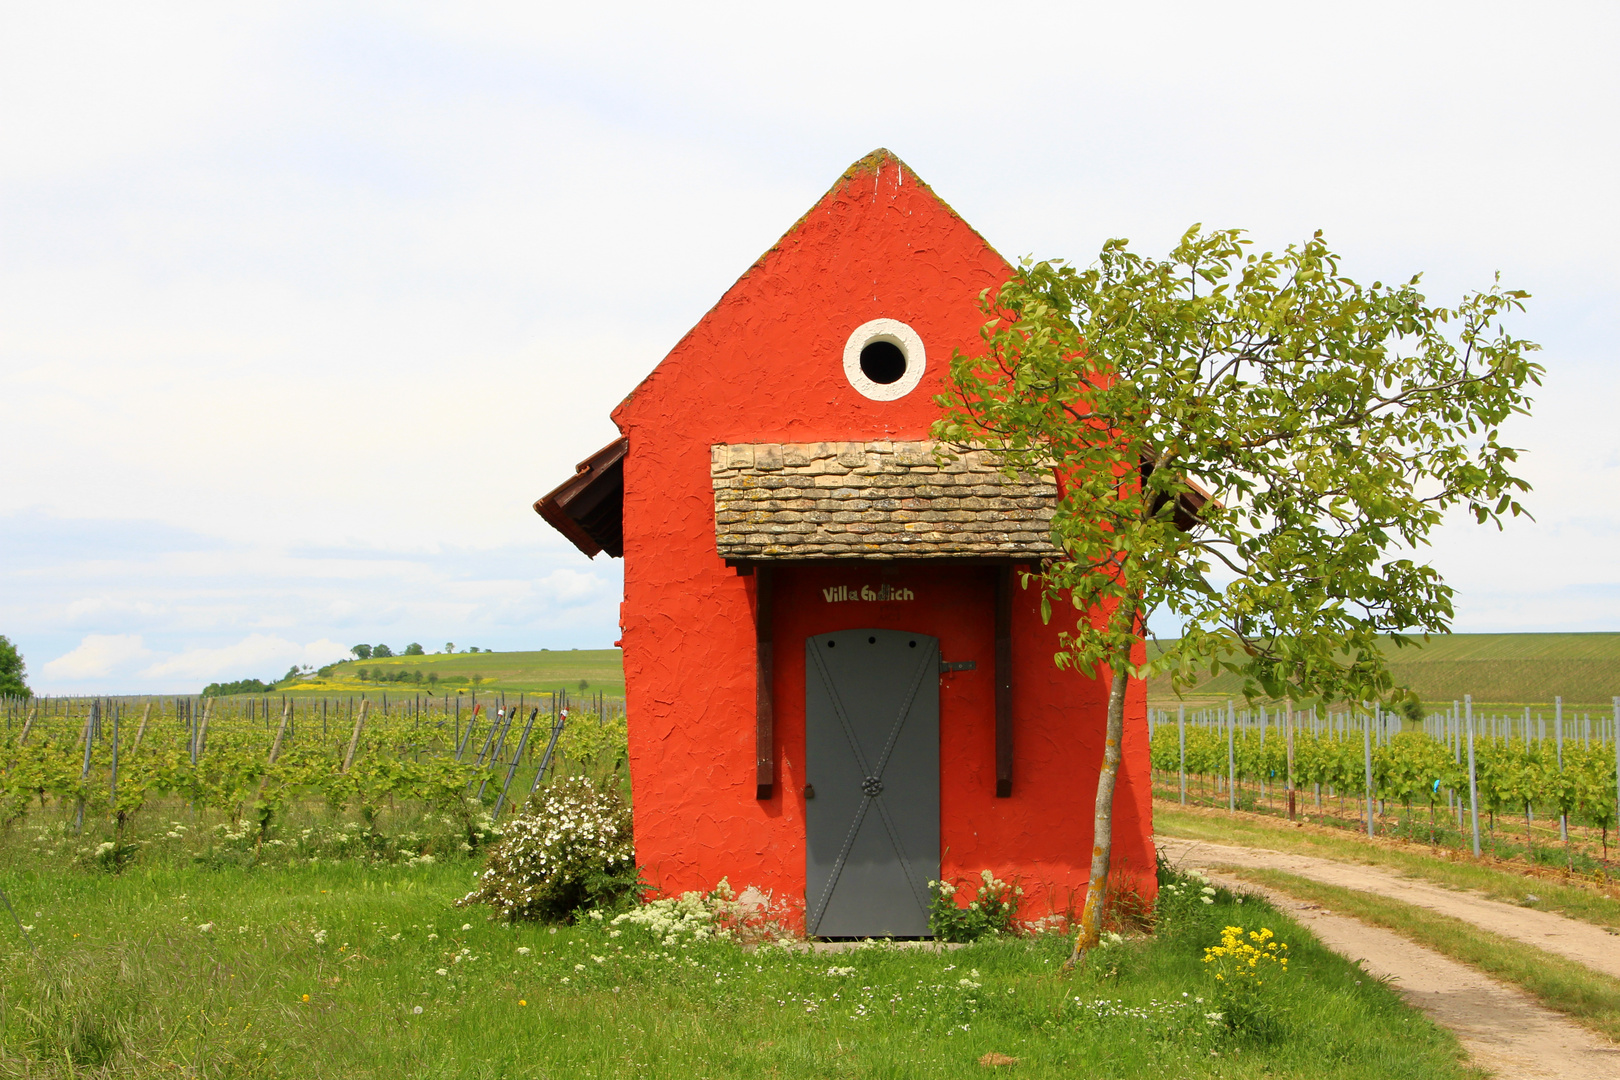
939,660,977,673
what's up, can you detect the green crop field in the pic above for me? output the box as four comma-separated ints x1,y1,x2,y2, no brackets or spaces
296,649,625,697
1146,632,1620,709
262,632,1620,708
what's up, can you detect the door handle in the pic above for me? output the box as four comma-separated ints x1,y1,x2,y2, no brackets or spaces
940,660,976,673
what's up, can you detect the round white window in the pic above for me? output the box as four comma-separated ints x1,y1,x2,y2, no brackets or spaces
842,318,926,401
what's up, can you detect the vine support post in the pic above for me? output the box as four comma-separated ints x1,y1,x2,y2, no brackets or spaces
76,701,97,832
493,708,540,820
1555,696,1567,843
1177,703,1186,806
17,700,37,746
109,701,119,807
1362,708,1374,838
341,699,370,774
1466,695,1482,858
258,699,293,798
1285,700,1296,821
132,701,152,754
1225,703,1235,813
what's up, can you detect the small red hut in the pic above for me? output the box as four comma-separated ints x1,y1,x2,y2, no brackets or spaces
536,150,1154,936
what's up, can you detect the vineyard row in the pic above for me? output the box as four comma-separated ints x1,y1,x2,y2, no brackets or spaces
0,689,629,842
1149,696,1620,862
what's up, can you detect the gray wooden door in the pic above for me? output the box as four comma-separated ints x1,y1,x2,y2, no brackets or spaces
804,629,940,937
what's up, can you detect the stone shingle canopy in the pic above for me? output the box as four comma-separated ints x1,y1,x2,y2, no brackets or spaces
712,440,1060,560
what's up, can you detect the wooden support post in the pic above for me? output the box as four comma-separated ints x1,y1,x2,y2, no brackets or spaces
199,697,214,757
994,563,1014,798
257,700,293,798
754,563,774,800
131,701,152,754
342,700,370,774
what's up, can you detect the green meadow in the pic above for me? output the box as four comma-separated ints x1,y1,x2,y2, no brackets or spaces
0,853,1475,1079
296,650,625,697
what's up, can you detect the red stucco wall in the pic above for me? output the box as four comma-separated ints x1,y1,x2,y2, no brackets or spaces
609,150,1153,926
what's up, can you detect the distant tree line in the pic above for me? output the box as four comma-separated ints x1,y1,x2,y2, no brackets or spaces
349,642,492,660
202,677,278,697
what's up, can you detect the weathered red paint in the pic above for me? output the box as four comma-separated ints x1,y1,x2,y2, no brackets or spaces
608,150,1153,925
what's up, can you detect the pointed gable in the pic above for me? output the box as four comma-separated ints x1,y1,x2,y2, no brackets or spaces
612,149,1011,444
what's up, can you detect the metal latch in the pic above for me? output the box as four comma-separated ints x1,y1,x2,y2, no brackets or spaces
939,660,977,673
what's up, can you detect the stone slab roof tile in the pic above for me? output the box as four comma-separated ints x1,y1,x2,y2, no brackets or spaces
712,440,1058,560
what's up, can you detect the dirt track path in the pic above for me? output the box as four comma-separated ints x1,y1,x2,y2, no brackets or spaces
1156,836,1620,981
1191,869,1620,1080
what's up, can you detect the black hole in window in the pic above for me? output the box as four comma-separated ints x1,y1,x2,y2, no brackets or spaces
859,340,907,385
868,636,877,644
827,640,836,648
909,640,917,648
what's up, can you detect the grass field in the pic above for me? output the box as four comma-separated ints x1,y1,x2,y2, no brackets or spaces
0,854,1478,1079
1147,632,1620,708
273,633,1620,708
293,650,626,697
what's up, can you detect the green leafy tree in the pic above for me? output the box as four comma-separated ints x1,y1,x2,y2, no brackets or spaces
0,635,30,698
351,644,373,660
444,642,456,654
404,642,425,656
372,644,395,658
936,227,1540,959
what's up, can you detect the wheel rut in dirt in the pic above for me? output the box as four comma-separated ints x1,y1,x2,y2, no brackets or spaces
1156,835,1620,981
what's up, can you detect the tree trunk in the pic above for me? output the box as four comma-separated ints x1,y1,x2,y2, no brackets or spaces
1068,651,1131,965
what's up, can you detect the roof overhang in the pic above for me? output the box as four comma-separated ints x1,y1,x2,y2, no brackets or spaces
534,437,627,558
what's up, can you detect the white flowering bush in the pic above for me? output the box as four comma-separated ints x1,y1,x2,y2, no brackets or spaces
458,775,637,922
610,878,801,946
927,870,1021,943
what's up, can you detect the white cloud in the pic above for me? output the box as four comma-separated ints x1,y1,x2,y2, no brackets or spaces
536,568,606,606
42,634,153,679
139,634,351,681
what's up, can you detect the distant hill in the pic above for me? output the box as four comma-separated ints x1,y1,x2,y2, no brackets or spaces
283,649,625,697
1146,633,1620,709
268,634,1620,709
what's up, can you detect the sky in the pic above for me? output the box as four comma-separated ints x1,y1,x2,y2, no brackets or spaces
3,2,1617,694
